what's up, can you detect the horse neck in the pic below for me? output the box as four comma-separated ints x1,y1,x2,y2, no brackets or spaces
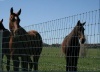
17,26,27,35
9,20,19,28
1,25,9,36
9,21,13,31
67,27,80,45
69,27,79,39
1,24,6,31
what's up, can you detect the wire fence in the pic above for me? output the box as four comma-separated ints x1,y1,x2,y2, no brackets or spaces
0,9,100,72
0,30,3,71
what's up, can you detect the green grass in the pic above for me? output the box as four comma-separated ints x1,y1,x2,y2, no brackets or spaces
2,47,100,72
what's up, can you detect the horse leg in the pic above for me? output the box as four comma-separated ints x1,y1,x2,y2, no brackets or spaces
66,55,72,71
71,56,78,71
68,55,75,71
21,55,28,71
28,56,33,71
72,48,80,71
69,55,78,71
66,48,72,71
12,55,20,71
33,54,40,71
68,47,80,71
6,54,10,71
66,56,68,71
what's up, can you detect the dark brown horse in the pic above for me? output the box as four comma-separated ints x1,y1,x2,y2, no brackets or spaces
9,7,43,71
0,19,11,71
61,20,86,71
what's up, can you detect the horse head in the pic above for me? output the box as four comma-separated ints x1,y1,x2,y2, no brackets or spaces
9,7,21,36
75,20,86,44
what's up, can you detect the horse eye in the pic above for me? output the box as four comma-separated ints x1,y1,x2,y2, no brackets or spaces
15,17,17,20
10,16,13,19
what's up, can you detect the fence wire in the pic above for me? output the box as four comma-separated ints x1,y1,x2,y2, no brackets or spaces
0,9,100,72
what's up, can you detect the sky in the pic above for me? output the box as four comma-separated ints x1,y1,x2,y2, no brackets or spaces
0,0,99,44
0,0,99,28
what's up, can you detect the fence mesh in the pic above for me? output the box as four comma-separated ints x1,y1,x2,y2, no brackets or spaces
1,9,100,72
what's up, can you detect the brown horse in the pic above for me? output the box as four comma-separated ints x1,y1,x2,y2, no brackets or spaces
0,19,11,71
9,7,43,71
61,20,86,71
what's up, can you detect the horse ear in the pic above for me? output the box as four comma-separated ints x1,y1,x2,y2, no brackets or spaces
77,20,80,26
1,19,3,23
17,9,21,16
82,22,86,26
10,7,13,14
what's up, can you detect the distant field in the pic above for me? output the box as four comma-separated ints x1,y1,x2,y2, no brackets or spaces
2,47,100,72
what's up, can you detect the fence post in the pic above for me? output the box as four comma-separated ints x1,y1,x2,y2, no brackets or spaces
0,30,3,71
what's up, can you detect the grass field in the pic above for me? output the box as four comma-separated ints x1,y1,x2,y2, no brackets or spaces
2,47,100,72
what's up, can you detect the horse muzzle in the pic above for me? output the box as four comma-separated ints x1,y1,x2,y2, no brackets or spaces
80,38,86,44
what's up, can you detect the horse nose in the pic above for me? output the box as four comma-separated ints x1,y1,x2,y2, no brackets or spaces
81,38,86,44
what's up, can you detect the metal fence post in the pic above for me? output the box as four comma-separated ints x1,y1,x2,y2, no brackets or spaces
0,30,3,71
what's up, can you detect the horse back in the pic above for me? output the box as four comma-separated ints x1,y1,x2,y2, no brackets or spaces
28,30,38,36
28,30,42,43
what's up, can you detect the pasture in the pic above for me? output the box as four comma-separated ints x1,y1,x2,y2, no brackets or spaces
2,47,100,72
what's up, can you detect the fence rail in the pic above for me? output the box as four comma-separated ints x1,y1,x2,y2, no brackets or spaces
0,30,3,70
1,9,100,72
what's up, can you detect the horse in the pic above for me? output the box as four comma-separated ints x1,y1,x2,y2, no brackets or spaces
0,19,11,71
9,7,43,71
61,20,86,72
